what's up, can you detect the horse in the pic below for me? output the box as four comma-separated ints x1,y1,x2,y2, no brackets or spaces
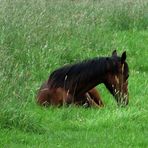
37,50,129,107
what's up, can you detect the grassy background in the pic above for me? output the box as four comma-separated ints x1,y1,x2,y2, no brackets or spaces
0,0,148,147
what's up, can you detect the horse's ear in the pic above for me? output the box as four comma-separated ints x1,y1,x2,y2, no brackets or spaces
121,51,126,63
112,50,117,57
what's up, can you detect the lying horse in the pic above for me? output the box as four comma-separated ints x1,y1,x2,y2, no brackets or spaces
37,50,129,107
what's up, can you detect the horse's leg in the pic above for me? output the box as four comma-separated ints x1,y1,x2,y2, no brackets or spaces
87,87,104,107
70,88,104,108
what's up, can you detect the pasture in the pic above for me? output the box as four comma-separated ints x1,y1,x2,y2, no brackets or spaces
0,0,148,147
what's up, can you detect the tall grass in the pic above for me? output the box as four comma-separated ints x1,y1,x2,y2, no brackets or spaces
0,0,148,147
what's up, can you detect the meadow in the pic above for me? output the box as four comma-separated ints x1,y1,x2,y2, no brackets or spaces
0,0,148,147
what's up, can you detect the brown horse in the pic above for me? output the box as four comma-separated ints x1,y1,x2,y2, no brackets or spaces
37,50,129,107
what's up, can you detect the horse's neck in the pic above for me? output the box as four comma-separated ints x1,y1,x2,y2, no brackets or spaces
77,78,103,96
74,65,106,96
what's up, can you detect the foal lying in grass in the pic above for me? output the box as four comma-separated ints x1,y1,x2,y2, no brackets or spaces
37,50,129,107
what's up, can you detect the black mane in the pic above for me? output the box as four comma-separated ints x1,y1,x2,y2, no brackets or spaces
48,57,112,91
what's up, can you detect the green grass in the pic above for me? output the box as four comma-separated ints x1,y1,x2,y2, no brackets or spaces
0,0,148,147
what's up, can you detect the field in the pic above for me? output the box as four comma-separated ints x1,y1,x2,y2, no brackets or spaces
0,0,148,147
